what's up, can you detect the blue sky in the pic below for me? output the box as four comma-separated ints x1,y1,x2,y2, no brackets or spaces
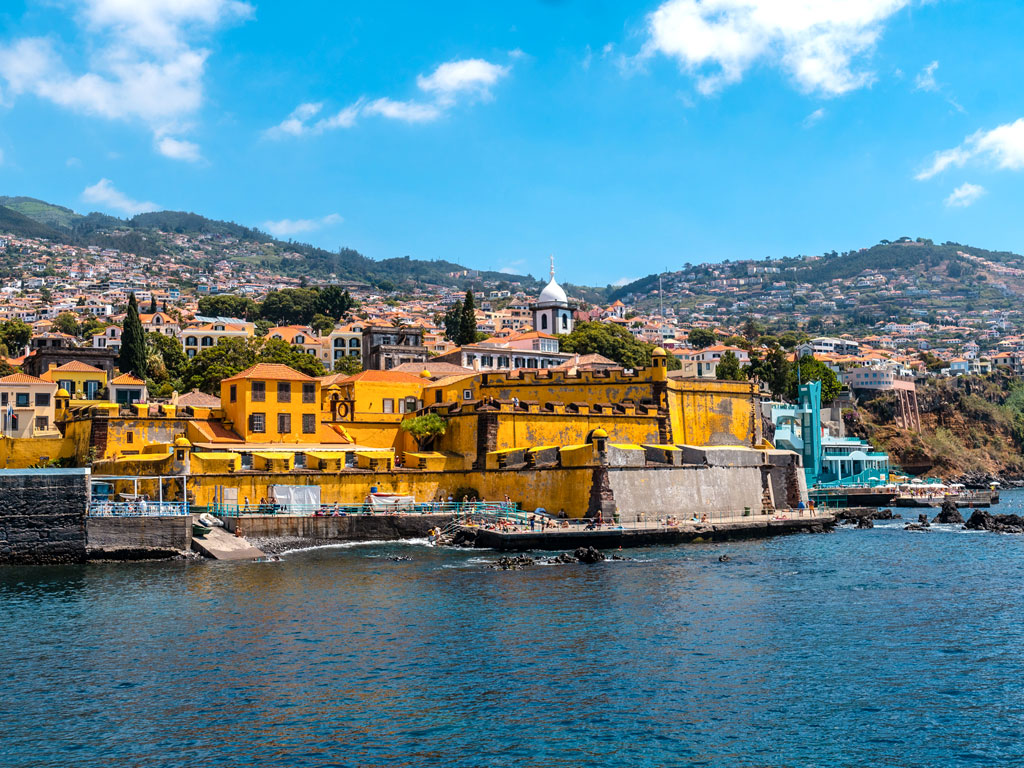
1,1,1023,286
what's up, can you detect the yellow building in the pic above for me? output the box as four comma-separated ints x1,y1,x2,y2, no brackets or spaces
221,363,327,444
40,361,107,400
322,369,427,449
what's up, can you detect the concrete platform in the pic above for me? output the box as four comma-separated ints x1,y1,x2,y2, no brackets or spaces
464,513,835,551
87,516,192,560
191,526,265,561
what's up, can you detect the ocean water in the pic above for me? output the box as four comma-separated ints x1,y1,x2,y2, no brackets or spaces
5,494,1024,767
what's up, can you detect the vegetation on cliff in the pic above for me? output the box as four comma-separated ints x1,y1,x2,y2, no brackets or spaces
847,373,1024,479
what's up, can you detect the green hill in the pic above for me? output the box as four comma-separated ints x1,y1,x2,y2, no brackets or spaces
0,196,82,230
0,205,65,240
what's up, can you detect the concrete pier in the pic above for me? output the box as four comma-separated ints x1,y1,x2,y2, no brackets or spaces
191,526,265,561
463,513,835,551
222,513,453,545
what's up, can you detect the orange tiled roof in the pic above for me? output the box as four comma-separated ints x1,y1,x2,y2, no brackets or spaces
53,360,106,373
0,372,52,385
111,373,146,385
222,363,316,382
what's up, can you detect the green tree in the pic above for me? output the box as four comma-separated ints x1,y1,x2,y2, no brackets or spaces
148,295,158,313
741,317,765,341
777,330,810,350
762,347,792,399
400,413,447,449
688,328,717,349
722,335,752,351
260,288,319,325
183,337,257,393
53,311,80,337
788,355,841,403
333,355,363,376
716,350,747,381
314,285,357,318
459,290,477,346
146,331,188,387
443,300,463,343
197,294,259,320
118,293,147,378
255,319,273,337
311,313,335,336
560,321,680,370
0,319,32,353
257,338,326,377
81,318,107,340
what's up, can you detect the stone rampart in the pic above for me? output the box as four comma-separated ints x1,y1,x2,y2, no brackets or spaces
0,469,89,564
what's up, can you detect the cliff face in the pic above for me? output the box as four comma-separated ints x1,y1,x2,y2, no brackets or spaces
846,375,1024,481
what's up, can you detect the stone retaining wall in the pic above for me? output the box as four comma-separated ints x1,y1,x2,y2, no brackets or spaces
0,469,89,564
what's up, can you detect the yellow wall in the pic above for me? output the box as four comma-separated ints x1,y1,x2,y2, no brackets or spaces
189,467,597,516
222,375,321,443
0,435,74,468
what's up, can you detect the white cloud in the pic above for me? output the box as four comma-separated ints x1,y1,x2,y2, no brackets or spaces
0,0,252,159
362,97,442,123
416,58,509,104
156,135,201,162
262,213,342,238
917,118,1024,180
268,56,511,137
945,182,985,208
803,107,826,127
82,178,159,215
915,60,939,92
642,0,910,96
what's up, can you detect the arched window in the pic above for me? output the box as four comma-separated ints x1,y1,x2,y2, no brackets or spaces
540,314,548,330
201,336,214,347
561,313,568,329
349,338,360,347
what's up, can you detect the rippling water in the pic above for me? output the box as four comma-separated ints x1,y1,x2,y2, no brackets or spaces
5,493,1024,767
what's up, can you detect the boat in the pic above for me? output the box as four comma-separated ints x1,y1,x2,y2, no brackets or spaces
192,522,212,537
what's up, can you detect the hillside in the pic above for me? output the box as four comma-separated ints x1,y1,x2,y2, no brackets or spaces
0,196,545,292
847,375,1024,482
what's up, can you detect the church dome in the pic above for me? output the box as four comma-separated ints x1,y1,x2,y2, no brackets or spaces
537,277,567,305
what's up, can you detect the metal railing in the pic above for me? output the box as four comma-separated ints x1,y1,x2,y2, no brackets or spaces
88,500,189,517
205,501,518,518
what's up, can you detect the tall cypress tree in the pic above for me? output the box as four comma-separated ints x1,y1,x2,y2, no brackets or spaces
443,300,463,343
149,295,158,313
459,290,477,346
119,293,147,378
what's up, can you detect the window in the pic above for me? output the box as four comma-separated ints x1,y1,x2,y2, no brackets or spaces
302,383,316,403
277,382,291,403
35,416,48,431
277,413,291,433
230,385,237,403
35,393,50,407
250,413,265,433
463,389,472,400
561,313,568,329
126,432,133,444
383,398,394,414
302,413,316,434
541,314,548,330
349,338,360,347
201,336,214,347
185,337,197,346
252,381,265,402
15,393,29,408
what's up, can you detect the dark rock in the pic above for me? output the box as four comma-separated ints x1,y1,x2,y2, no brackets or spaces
856,517,874,529
610,554,634,561
917,513,930,525
493,555,535,570
965,510,1024,534
547,552,577,564
573,546,606,564
451,528,477,548
904,523,930,531
387,555,412,562
933,497,965,525
718,554,731,562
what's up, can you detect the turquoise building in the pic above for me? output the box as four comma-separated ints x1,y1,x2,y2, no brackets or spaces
771,381,891,488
